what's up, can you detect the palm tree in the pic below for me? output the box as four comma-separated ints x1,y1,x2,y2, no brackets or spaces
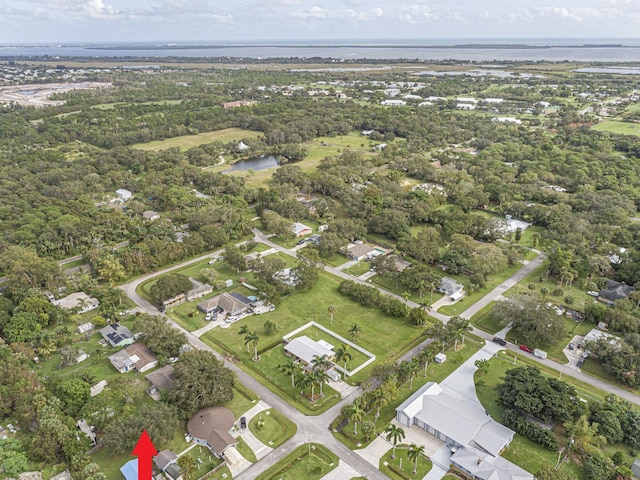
372,386,393,429
244,331,260,361
345,403,364,435
349,323,362,344
335,344,353,376
420,342,440,377
384,424,405,459
402,291,411,305
278,359,301,388
328,304,337,325
311,354,331,373
407,443,425,474
295,373,313,397
408,359,421,389
239,325,251,352
314,369,330,397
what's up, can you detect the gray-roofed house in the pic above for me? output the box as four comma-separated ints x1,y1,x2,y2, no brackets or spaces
154,449,182,479
598,279,634,306
109,343,158,373
197,292,252,317
632,459,640,478
142,210,160,221
439,277,465,301
344,243,388,261
100,323,134,347
187,406,238,457
145,365,175,400
451,446,534,480
292,222,313,237
284,336,335,365
396,382,514,457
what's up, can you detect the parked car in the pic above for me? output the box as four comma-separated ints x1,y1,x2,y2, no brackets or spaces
519,345,533,353
492,337,507,346
240,417,247,428
296,239,307,246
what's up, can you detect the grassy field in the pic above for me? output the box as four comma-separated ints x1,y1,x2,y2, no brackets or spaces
255,443,339,480
379,445,432,480
592,120,640,136
438,259,535,316
248,408,297,448
130,127,262,151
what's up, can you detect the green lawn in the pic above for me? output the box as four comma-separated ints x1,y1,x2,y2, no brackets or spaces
379,445,432,480
255,444,339,480
592,120,640,136
438,260,532,316
344,261,373,277
202,271,426,373
248,408,297,448
131,127,262,151
470,303,505,335
370,274,443,306
237,436,258,463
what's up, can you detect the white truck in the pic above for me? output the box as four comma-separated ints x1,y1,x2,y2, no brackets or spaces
534,349,547,359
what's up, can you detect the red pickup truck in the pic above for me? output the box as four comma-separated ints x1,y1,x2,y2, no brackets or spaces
519,345,533,353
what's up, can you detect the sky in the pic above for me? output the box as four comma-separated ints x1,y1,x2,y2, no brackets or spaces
1,0,640,44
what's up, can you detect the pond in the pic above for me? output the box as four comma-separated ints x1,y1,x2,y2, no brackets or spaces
226,155,279,172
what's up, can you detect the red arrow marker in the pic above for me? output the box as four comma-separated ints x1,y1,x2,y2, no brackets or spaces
132,430,158,480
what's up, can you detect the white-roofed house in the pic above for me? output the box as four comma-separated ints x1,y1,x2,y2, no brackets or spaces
284,336,335,366
396,382,515,457
116,189,132,201
292,222,313,237
53,292,100,313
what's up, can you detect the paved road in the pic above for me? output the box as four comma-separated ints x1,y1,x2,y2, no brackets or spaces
119,230,640,478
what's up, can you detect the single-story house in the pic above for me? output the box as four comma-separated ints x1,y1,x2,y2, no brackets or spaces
187,406,238,457
154,449,182,479
284,336,335,365
451,446,534,480
109,343,158,373
197,292,253,317
142,210,160,221
344,243,388,262
396,382,514,457
439,277,465,301
145,365,175,399
120,459,138,480
116,189,132,201
161,281,213,309
53,292,100,313
504,215,531,233
100,323,134,347
598,279,633,306
292,222,313,237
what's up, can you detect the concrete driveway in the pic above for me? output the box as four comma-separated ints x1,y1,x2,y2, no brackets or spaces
319,459,361,480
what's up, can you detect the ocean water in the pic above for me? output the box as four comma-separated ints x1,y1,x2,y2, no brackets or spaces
1,39,640,62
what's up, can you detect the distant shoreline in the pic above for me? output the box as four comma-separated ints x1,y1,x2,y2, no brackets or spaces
84,43,633,51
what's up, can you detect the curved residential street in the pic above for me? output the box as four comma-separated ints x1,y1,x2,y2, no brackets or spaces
119,229,640,479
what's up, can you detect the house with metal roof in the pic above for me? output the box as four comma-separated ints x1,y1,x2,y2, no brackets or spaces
451,446,534,480
292,222,312,237
53,292,100,313
120,459,137,480
396,382,514,457
100,323,134,347
284,336,335,365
